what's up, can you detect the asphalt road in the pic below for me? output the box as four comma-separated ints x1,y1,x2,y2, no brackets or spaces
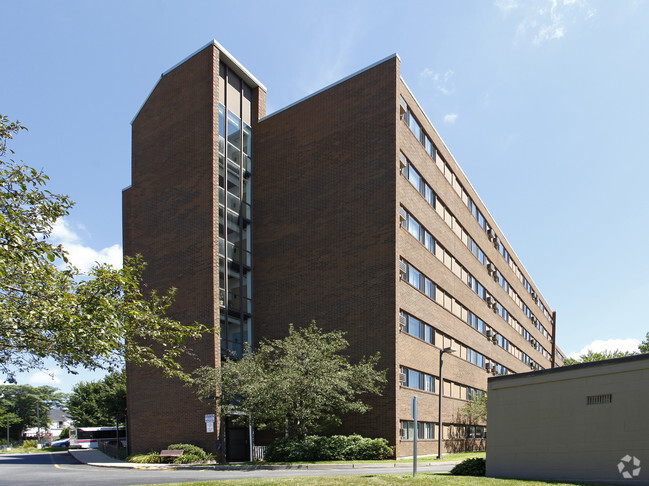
0,452,455,486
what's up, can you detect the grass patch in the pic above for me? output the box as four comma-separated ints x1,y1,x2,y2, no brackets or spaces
0,445,68,454
127,472,607,486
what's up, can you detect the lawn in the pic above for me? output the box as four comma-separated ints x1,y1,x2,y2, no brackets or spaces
132,472,605,486
0,445,68,454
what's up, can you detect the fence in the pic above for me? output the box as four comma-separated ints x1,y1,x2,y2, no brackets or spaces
253,446,266,461
98,441,128,460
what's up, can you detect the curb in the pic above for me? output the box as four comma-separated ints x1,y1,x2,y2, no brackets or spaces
72,453,462,470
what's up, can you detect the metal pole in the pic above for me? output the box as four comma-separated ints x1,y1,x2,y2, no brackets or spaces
437,350,444,460
412,396,418,478
551,311,557,368
248,415,253,462
36,402,40,447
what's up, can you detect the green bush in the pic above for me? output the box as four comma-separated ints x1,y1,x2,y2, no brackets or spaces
265,436,319,462
265,435,393,462
450,457,486,476
166,443,208,460
173,453,203,464
59,427,69,439
127,452,163,464
22,440,37,448
349,436,393,460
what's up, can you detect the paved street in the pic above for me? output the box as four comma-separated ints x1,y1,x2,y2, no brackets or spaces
0,452,455,486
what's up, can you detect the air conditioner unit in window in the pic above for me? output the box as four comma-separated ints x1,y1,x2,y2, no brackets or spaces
485,362,492,371
493,238,501,250
486,297,495,307
486,330,494,338
399,260,407,275
493,272,500,282
398,373,407,385
399,314,407,331
530,361,536,369
486,263,496,274
487,229,496,241
491,334,498,344
530,338,537,347
492,305,499,314
399,207,407,222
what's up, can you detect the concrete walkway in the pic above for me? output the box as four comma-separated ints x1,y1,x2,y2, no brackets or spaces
68,448,461,470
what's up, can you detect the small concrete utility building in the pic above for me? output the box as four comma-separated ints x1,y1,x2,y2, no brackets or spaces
487,353,649,484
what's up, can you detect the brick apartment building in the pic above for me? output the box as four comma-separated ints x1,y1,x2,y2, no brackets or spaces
123,40,564,459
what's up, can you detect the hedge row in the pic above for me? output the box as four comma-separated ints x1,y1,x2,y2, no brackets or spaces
264,434,393,462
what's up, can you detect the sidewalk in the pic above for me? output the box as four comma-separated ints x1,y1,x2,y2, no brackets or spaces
68,449,140,468
68,448,461,470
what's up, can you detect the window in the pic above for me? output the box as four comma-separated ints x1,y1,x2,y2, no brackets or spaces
401,366,435,393
407,214,421,240
408,265,422,290
467,387,485,401
400,421,435,440
466,425,486,439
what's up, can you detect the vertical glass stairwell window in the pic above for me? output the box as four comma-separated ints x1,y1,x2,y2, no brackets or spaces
217,64,254,359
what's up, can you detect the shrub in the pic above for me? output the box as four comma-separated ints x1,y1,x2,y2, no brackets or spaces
22,440,37,448
59,427,69,439
450,457,486,476
264,436,319,462
173,453,203,464
166,443,208,460
348,436,393,460
265,435,393,462
127,452,163,464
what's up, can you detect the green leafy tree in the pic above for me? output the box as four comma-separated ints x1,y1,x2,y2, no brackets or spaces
564,349,634,366
0,115,205,382
458,392,487,425
67,370,126,426
0,384,65,440
192,322,386,440
639,333,649,354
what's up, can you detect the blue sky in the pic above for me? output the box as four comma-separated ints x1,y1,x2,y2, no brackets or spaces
2,0,648,392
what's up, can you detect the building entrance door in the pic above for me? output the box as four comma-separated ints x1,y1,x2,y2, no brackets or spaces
226,422,249,462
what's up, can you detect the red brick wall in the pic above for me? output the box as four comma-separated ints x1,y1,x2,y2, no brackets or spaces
123,44,221,454
253,57,399,444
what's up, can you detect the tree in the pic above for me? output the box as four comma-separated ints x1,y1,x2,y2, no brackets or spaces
0,384,66,441
67,370,126,426
458,392,487,425
192,322,386,440
639,333,649,354
0,115,206,382
564,349,634,366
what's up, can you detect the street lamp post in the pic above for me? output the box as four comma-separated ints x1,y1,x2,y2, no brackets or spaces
437,346,457,460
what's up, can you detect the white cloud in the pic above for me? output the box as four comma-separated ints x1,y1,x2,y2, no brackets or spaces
495,0,519,14
27,369,62,386
51,219,122,272
420,68,455,95
567,338,641,360
444,113,459,124
496,0,596,46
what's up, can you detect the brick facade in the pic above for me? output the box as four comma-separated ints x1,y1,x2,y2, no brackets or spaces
125,43,559,458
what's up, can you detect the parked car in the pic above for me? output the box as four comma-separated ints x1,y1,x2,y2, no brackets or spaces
51,439,70,448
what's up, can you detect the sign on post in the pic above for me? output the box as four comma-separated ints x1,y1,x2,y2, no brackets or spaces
205,414,216,433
